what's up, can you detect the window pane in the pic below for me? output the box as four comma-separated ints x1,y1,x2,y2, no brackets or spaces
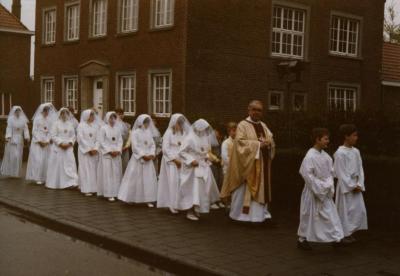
271,5,305,58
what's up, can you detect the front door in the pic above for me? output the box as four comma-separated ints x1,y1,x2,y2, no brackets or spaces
93,77,103,118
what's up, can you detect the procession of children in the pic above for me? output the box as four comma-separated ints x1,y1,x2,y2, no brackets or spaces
0,101,368,250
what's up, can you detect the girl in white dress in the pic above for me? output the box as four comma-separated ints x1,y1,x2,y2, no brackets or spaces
1,106,30,177
178,119,221,221
157,114,191,214
97,111,123,202
46,108,78,189
77,109,100,196
118,114,158,207
26,103,57,184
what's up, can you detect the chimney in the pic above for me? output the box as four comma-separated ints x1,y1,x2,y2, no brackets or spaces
12,0,21,20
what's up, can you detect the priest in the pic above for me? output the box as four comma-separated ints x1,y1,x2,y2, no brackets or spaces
221,100,275,222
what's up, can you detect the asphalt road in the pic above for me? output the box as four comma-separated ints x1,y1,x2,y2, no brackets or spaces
0,206,168,276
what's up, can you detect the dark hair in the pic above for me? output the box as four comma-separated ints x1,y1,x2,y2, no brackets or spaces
339,124,358,140
115,108,124,114
109,113,117,120
226,121,237,132
311,128,330,143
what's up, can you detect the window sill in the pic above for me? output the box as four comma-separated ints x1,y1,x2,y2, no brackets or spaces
270,53,308,62
63,39,80,45
328,52,363,61
88,35,107,41
124,113,136,117
41,43,56,48
149,25,175,33
152,113,171,118
115,31,138,38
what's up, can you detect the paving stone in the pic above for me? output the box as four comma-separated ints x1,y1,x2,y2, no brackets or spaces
1,177,400,275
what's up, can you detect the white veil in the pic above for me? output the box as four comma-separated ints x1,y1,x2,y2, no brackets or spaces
55,107,73,123
32,103,57,124
7,106,28,127
132,114,159,137
163,113,191,139
104,111,118,125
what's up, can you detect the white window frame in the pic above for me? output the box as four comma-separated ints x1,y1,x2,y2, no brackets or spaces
328,84,358,112
329,13,361,58
63,76,79,113
41,77,55,104
118,0,139,33
268,91,284,111
117,73,136,116
65,1,80,41
151,0,175,29
292,92,307,112
149,70,172,117
0,93,12,118
271,4,306,59
90,0,107,37
42,7,57,45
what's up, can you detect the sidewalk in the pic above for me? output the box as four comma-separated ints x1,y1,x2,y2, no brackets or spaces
0,175,399,276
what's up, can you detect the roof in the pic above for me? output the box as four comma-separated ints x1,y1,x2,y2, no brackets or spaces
382,42,400,86
0,3,32,34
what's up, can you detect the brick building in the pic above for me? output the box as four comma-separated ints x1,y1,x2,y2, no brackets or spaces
0,0,34,118
34,0,385,123
382,41,400,117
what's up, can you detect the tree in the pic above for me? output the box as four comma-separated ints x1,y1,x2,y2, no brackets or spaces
384,0,400,43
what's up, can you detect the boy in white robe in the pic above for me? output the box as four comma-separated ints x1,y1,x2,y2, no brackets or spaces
77,109,100,196
1,106,30,177
118,114,158,207
26,103,57,184
115,108,131,173
97,112,123,202
220,122,237,207
297,128,344,250
178,119,221,221
334,124,368,242
221,122,237,178
157,114,191,214
46,108,78,189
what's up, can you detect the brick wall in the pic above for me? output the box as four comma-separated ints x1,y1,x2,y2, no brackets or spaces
0,32,33,116
185,0,385,125
35,0,188,125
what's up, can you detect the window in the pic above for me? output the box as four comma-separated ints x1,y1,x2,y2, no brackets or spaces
119,0,139,33
0,93,12,118
43,8,56,44
330,15,360,57
118,74,136,115
328,85,357,112
152,0,174,28
91,0,107,37
272,5,305,58
64,77,78,112
41,78,55,104
151,72,172,116
65,2,80,41
268,91,284,111
293,93,307,111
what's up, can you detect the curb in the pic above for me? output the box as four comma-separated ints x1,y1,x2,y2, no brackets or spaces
0,196,236,276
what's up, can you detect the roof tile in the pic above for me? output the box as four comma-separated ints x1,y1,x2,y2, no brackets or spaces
0,3,28,32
